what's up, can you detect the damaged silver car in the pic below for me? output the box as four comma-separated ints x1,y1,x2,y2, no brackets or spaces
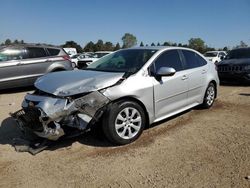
12,47,219,145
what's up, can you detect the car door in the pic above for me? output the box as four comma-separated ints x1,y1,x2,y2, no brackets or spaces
151,49,188,120
20,47,50,84
0,47,27,89
180,50,207,105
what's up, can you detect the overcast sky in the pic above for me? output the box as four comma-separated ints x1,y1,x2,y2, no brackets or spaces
1,0,250,48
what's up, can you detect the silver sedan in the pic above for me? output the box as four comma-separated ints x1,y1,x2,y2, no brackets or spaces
12,46,219,145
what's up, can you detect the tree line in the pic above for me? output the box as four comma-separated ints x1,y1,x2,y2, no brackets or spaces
1,33,248,54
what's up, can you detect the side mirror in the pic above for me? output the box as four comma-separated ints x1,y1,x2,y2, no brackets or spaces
220,56,224,60
156,67,176,77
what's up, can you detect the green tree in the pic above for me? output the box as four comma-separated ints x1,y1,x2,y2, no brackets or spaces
236,41,248,48
163,41,170,46
94,40,104,51
140,41,144,47
5,39,11,45
157,42,161,46
83,41,95,52
103,41,114,51
20,40,24,44
122,33,137,48
114,43,121,51
151,43,155,46
188,38,206,53
62,41,83,53
13,39,19,44
222,46,229,52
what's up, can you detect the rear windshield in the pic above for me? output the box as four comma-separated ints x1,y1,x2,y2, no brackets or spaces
204,52,217,57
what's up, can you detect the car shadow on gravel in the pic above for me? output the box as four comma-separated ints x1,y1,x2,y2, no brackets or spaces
239,93,250,96
0,117,23,146
0,107,205,154
0,116,114,152
220,82,250,87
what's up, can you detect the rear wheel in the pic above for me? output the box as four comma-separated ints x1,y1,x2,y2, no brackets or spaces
201,82,216,109
102,101,146,145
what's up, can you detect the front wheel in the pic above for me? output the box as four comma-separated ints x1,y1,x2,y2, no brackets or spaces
102,101,146,145
201,82,216,109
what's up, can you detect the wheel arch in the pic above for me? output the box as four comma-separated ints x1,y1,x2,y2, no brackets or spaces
110,96,150,128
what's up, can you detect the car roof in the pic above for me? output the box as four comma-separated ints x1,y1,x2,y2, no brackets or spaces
205,51,225,53
2,44,61,49
128,46,199,52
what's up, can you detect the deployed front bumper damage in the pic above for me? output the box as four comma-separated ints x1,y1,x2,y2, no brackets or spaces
11,91,110,141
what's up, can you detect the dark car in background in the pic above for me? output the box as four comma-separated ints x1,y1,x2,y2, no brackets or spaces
0,44,73,90
217,47,250,84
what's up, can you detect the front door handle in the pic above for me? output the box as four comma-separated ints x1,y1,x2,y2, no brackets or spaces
202,70,207,74
182,75,188,80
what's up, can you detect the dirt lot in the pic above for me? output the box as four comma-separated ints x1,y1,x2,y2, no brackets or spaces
0,85,249,188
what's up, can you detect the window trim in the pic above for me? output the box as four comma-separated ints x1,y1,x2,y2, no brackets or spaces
148,49,185,76
179,49,207,70
25,47,49,59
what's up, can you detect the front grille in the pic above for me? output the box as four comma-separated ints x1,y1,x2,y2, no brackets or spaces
11,108,43,131
218,65,243,72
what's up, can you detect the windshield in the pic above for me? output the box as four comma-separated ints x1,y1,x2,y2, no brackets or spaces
86,49,157,73
226,48,250,59
71,54,79,58
93,52,110,58
204,52,218,57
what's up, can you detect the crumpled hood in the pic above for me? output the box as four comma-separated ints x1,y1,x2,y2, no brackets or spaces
35,70,124,97
219,58,250,65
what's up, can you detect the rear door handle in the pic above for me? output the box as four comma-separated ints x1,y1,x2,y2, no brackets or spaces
182,75,188,80
16,62,23,66
45,59,53,62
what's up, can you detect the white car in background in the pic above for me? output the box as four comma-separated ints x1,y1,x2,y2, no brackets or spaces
204,51,227,63
77,51,113,69
71,53,95,67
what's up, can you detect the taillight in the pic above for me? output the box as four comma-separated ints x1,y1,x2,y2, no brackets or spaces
62,55,71,61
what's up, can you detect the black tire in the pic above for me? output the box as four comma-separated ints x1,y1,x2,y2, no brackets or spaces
102,100,146,145
201,82,216,109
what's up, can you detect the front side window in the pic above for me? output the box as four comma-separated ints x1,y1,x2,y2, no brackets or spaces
182,50,206,69
154,50,183,72
0,48,24,62
87,49,157,74
27,47,47,58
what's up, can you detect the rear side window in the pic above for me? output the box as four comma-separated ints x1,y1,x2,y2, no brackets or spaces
47,48,60,56
0,48,24,61
182,50,206,69
154,50,183,72
26,47,47,58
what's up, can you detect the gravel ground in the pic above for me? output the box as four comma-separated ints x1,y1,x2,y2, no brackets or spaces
0,85,249,188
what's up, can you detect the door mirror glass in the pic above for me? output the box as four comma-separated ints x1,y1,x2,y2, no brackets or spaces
156,67,176,77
